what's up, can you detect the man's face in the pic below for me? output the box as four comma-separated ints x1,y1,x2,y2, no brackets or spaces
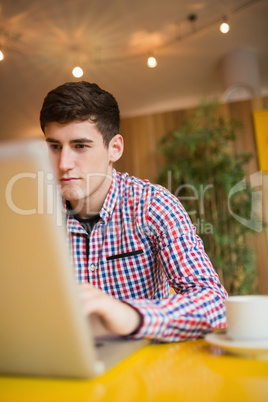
44,120,122,216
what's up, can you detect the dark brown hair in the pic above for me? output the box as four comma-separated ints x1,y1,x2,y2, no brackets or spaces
40,81,120,147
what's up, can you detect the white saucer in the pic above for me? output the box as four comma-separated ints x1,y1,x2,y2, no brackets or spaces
205,332,268,358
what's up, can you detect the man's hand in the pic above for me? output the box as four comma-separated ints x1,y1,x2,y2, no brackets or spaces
78,283,142,336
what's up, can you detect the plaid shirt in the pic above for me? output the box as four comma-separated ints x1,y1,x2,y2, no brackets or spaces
67,170,227,342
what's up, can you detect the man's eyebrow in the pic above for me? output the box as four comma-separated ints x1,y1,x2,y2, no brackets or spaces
46,138,60,143
70,138,94,144
45,138,94,144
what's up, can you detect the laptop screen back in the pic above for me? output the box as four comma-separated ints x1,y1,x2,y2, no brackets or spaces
0,139,97,378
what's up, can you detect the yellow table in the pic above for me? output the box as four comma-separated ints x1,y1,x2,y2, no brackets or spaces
1,339,268,402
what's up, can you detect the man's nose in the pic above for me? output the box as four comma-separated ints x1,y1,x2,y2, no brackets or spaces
58,147,75,171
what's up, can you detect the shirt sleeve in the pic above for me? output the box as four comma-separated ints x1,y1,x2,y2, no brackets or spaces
123,188,227,342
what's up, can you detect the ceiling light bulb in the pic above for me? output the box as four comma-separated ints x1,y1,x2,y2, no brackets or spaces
220,22,230,34
147,56,157,68
72,66,83,78
0,50,4,61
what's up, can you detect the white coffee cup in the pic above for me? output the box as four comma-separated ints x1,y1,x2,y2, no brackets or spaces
226,295,268,341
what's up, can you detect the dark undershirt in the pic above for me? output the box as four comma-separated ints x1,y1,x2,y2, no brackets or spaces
75,214,101,235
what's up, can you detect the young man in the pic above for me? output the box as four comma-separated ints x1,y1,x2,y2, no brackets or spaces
40,81,227,342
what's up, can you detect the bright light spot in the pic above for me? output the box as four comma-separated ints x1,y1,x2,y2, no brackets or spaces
72,66,83,78
147,56,157,68
220,22,230,34
0,50,4,61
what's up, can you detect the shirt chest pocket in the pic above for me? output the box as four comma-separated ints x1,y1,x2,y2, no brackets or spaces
106,248,144,261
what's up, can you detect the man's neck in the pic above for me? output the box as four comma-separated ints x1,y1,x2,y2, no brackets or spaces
67,177,112,219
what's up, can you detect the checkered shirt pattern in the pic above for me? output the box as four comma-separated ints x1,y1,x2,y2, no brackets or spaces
66,170,227,342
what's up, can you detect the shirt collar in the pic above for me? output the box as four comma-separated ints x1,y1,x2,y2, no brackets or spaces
99,168,119,223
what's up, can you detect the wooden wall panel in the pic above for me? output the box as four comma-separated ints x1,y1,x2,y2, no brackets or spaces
115,97,268,294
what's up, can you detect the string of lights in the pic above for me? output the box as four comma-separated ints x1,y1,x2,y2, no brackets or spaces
139,0,260,71
69,0,261,77
0,0,262,78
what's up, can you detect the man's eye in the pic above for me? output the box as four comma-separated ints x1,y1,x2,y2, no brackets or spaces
49,144,61,150
75,144,86,149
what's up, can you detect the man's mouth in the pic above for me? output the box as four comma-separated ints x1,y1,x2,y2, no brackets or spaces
60,177,80,184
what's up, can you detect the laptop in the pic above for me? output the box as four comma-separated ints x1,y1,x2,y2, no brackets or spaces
0,138,148,379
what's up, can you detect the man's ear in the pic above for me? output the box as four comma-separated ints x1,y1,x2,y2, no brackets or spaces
109,134,124,163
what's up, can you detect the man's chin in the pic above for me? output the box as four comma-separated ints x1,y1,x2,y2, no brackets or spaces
60,184,85,202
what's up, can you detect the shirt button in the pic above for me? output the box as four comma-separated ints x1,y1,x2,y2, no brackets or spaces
89,264,97,271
